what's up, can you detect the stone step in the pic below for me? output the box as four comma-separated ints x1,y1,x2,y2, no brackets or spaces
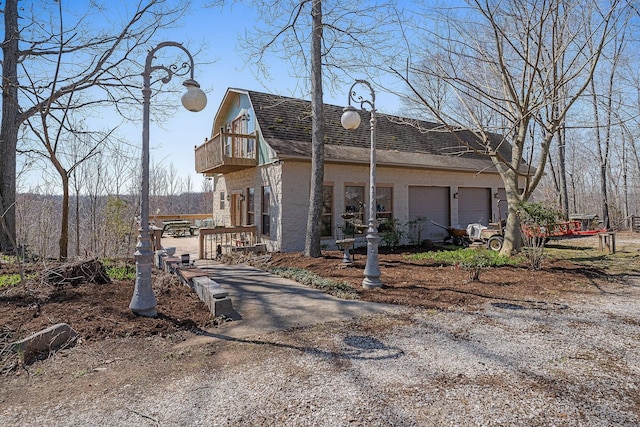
191,276,233,317
157,251,234,318
177,267,208,288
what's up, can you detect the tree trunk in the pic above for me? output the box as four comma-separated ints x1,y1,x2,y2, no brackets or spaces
556,128,569,219
304,0,324,258
499,183,523,256
569,172,578,214
0,0,19,253
75,181,81,257
59,174,70,260
600,164,610,230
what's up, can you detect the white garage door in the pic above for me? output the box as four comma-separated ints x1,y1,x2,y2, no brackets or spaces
458,187,491,226
408,186,450,242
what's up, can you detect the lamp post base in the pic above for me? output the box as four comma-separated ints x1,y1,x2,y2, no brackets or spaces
130,237,157,317
361,221,383,289
130,280,158,317
130,306,158,317
362,276,383,289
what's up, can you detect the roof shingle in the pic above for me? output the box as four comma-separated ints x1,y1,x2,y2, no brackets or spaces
247,90,510,170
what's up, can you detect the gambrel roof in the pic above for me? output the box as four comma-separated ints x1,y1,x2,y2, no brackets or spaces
243,89,513,173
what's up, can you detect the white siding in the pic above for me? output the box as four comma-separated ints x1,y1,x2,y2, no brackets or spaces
279,161,311,252
217,160,511,252
210,163,283,252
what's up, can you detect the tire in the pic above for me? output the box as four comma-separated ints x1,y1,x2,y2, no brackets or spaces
453,236,464,246
487,236,503,251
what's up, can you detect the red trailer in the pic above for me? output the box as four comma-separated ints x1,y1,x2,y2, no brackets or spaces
521,216,607,240
468,215,607,252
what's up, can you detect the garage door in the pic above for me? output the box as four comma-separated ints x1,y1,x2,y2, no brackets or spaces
458,187,491,226
408,186,450,242
496,188,508,221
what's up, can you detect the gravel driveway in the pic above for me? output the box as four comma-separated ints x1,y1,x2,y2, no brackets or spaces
4,276,639,426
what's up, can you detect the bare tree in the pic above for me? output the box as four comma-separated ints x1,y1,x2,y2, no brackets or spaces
304,0,325,257
586,17,629,230
165,163,181,212
68,125,92,257
183,174,194,212
0,0,20,253
103,138,139,197
543,6,571,221
149,159,168,214
0,0,188,253
22,95,109,259
82,152,108,256
395,0,624,255
239,0,403,257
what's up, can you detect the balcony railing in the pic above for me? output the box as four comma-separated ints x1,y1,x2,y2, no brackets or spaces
195,128,258,174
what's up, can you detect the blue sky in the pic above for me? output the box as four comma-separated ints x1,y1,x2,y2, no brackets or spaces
13,0,410,193
113,1,406,191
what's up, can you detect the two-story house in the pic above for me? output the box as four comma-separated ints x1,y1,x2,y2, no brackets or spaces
194,88,516,253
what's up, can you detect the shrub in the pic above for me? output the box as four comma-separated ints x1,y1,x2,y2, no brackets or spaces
378,217,404,249
410,248,514,282
516,202,562,270
406,248,516,267
457,251,493,282
102,259,136,280
106,265,136,281
406,216,428,247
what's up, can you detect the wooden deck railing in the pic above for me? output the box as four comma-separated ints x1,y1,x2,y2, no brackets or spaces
194,129,258,174
199,226,259,259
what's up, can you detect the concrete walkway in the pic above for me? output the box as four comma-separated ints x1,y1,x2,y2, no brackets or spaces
161,236,402,345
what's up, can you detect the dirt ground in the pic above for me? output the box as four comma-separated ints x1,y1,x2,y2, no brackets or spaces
266,245,615,310
2,236,628,350
0,266,215,349
1,233,639,411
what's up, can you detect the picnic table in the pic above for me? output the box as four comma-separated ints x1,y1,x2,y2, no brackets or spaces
162,220,195,237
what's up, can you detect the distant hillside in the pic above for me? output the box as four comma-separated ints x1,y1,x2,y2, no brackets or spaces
15,192,212,259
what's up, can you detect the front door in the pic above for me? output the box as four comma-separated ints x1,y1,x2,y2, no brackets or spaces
232,116,246,158
231,194,243,226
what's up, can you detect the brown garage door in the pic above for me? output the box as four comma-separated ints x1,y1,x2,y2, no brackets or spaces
496,188,508,221
408,186,450,242
458,187,491,226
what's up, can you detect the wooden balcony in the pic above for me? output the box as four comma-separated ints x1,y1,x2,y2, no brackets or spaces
195,129,258,175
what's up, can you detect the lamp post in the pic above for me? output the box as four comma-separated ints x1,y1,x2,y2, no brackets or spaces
341,80,383,289
130,42,207,317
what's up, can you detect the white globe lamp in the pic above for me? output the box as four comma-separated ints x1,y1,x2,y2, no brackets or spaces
182,79,207,112
341,105,361,130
